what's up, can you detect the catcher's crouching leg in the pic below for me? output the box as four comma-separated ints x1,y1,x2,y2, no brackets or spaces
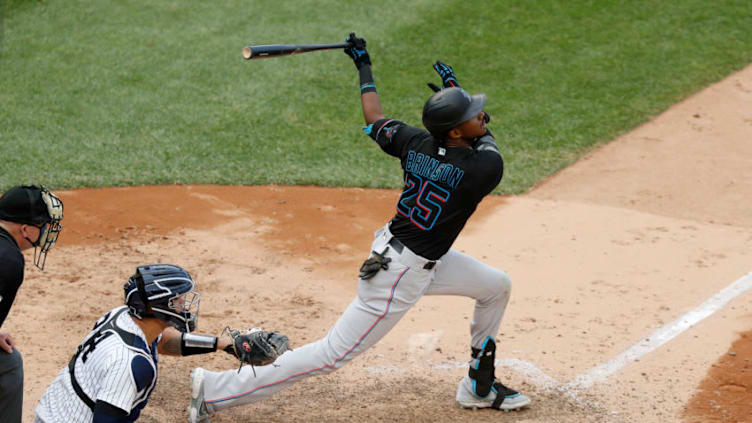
455,337,531,411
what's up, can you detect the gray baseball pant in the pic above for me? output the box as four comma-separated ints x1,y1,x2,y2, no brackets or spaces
202,223,512,412
0,348,23,423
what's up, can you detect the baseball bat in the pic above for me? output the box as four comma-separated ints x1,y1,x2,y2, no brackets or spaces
242,42,350,60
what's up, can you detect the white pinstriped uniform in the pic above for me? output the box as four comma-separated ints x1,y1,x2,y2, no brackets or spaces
35,306,159,422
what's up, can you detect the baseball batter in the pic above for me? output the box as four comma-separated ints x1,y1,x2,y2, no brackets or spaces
35,264,288,423
187,33,530,422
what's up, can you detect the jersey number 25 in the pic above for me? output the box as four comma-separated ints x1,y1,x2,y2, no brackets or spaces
397,174,450,231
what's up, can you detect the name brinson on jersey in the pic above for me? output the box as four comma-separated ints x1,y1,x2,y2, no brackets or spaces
405,150,465,189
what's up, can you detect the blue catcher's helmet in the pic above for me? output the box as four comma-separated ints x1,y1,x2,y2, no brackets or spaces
124,264,200,332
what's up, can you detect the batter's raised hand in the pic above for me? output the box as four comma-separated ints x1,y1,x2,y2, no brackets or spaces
433,60,459,88
344,33,371,70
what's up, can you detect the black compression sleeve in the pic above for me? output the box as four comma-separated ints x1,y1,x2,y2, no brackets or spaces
359,65,376,94
180,333,218,356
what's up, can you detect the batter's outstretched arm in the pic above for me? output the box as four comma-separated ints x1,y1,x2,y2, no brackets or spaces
343,33,384,124
360,67,384,124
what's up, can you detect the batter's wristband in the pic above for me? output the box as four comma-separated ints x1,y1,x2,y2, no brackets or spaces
180,333,218,356
359,65,377,94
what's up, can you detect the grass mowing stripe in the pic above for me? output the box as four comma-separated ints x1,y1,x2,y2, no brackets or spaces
396,0,752,192
1,1,751,193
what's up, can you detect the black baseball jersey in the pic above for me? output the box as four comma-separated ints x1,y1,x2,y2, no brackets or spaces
366,118,503,260
0,226,24,328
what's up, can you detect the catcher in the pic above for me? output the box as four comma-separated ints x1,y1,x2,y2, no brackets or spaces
34,264,289,423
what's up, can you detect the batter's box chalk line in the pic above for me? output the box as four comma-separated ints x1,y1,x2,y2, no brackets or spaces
365,272,752,402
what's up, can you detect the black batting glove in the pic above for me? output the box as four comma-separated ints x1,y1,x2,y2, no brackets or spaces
433,60,459,88
344,33,371,70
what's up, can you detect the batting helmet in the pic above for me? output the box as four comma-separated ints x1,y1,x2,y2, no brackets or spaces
422,87,486,140
124,264,200,332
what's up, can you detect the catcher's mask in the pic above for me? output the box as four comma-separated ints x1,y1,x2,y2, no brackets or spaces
0,185,64,270
422,87,486,141
124,264,200,332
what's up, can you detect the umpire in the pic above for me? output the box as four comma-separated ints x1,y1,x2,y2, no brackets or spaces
0,185,64,423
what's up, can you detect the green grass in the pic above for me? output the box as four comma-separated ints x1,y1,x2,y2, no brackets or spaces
1,0,750,194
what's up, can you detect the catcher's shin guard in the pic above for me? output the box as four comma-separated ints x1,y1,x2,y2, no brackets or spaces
468,337,496,397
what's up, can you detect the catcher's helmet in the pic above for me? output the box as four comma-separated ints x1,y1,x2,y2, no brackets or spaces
0,185,64,270
422,87,486,140
124,264,200,332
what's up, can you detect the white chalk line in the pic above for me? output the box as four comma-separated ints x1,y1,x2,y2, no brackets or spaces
565,271,752,392
365,272,752,397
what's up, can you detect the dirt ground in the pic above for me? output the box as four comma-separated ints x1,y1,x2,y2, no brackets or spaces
8,63,752,422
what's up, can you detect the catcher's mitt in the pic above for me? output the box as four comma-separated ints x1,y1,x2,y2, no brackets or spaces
222,327,290,373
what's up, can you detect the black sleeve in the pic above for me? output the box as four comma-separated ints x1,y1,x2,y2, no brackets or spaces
92,400,130,423
364,118,425,159
474,132,501,156
473,133,504,197
0,251,24,328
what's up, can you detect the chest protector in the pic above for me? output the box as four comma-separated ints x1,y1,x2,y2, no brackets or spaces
68,308,157,413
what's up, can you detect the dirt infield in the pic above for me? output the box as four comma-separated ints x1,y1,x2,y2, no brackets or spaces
9,64,752,422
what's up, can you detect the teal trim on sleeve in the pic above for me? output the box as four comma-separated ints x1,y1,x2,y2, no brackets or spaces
360,83,376,93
